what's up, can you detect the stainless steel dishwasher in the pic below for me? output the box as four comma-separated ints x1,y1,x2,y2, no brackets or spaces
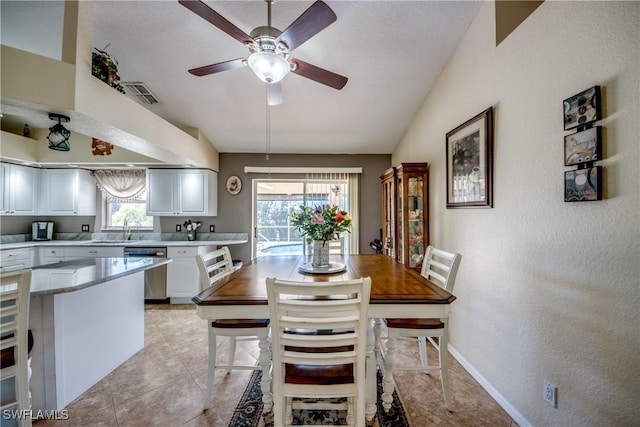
124,247,168,301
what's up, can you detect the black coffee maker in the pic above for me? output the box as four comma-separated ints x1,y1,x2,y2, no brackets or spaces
32,221,54,240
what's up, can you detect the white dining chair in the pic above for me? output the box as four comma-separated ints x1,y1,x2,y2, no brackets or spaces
382,246,461,411
266,276,371,427
195,247,270,410
1,269,33,427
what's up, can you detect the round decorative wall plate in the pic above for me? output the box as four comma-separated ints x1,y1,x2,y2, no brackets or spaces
226,175,242,195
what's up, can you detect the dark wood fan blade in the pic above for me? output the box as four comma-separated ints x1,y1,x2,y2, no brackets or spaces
290,59,348,90
179,0,253,45
188,58,246,76
276,1,337,52
267,83,283,106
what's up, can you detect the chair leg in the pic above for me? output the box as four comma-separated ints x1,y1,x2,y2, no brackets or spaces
439,324,452,411
346,396,354,426
373,318,383,359
17,361,32,427
273,392,285,427
418,336,429,372
381,332,397,412
203,328,217,410
365,318,378,421
258,330,273,413
285,396,293,425
27,356,33,410
226,337,237,374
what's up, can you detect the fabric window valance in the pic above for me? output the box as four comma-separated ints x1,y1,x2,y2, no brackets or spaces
93,169,146,202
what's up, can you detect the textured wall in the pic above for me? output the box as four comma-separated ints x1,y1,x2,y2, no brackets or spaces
392,1,639,426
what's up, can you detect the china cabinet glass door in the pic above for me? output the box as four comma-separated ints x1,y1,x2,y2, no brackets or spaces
380,168,396,258
396,163,429,269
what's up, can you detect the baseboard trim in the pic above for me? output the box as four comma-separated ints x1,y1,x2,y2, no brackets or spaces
448,345,531,427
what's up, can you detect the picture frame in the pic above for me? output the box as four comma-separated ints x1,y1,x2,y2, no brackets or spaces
446,106,494,208
564,166,602,202
564,126,601,166
563,86,601,131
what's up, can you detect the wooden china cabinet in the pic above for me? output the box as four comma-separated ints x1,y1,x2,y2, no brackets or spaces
380,163,429,270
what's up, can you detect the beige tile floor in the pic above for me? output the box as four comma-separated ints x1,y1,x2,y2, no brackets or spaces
34,304,517,427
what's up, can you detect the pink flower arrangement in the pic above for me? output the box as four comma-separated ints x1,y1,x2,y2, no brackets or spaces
290,204,352,243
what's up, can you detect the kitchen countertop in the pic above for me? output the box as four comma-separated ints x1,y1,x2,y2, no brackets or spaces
0,239,248,250
30,256,171,296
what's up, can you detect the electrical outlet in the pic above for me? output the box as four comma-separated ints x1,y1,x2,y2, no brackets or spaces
543,380,557,407
210,225,215,232
81,224,90,232
176,224,182,232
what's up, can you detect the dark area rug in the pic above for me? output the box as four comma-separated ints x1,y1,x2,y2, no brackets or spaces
228,369,410,427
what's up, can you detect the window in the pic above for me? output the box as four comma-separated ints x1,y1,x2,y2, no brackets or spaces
105,199,153,229
93,169,152,229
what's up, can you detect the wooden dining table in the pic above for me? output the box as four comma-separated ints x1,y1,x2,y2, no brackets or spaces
192,254,456,421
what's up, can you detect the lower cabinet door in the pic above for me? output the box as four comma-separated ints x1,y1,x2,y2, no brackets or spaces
166,246,216,298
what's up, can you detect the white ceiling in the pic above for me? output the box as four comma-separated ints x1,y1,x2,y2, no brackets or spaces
2,0,482,156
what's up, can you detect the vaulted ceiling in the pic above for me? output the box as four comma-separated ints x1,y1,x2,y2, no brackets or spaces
1,1,482,155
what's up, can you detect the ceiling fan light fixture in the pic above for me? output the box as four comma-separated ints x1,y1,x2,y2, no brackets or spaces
247,51,290,84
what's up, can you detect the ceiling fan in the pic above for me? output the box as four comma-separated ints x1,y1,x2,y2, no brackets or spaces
178,0,348,105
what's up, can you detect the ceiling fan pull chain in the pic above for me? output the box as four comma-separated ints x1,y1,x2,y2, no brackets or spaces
266,87,271,160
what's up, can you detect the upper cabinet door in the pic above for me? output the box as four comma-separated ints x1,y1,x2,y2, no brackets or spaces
40,169,96,216
146,169,217,216
0,164,9,215
177,170,206,215
43,170,77,215
146,170,177,215
11,165,38,215
0,163,39,216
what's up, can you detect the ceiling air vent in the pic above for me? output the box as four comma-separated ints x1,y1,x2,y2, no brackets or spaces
122,81,159,105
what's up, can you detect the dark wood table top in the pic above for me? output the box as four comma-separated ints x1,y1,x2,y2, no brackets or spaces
192,254,456,306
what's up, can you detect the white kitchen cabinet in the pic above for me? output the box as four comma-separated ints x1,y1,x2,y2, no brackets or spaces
40,169,96,216
64,246,123,260
146,169,217,216
38,246,123,265
0,247,33,272
0,163,39,215
38,248,66,265
166,245,215,302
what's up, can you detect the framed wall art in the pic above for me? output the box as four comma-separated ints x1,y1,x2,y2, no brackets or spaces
564,126,602,166
226,175,242,195
563,86,601,131
564,167,602,202
446,106,494,208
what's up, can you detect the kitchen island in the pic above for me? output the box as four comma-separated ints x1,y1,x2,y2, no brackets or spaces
27,257,170,412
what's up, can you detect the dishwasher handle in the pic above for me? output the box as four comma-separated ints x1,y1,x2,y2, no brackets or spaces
124,248,167,258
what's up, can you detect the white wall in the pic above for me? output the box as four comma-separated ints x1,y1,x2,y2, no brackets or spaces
392,2,639,426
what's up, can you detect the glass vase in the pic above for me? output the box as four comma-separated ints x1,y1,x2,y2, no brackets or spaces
187,230,196,241
312,240,331,268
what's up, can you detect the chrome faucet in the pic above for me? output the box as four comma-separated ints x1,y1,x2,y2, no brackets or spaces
124,219,131,240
